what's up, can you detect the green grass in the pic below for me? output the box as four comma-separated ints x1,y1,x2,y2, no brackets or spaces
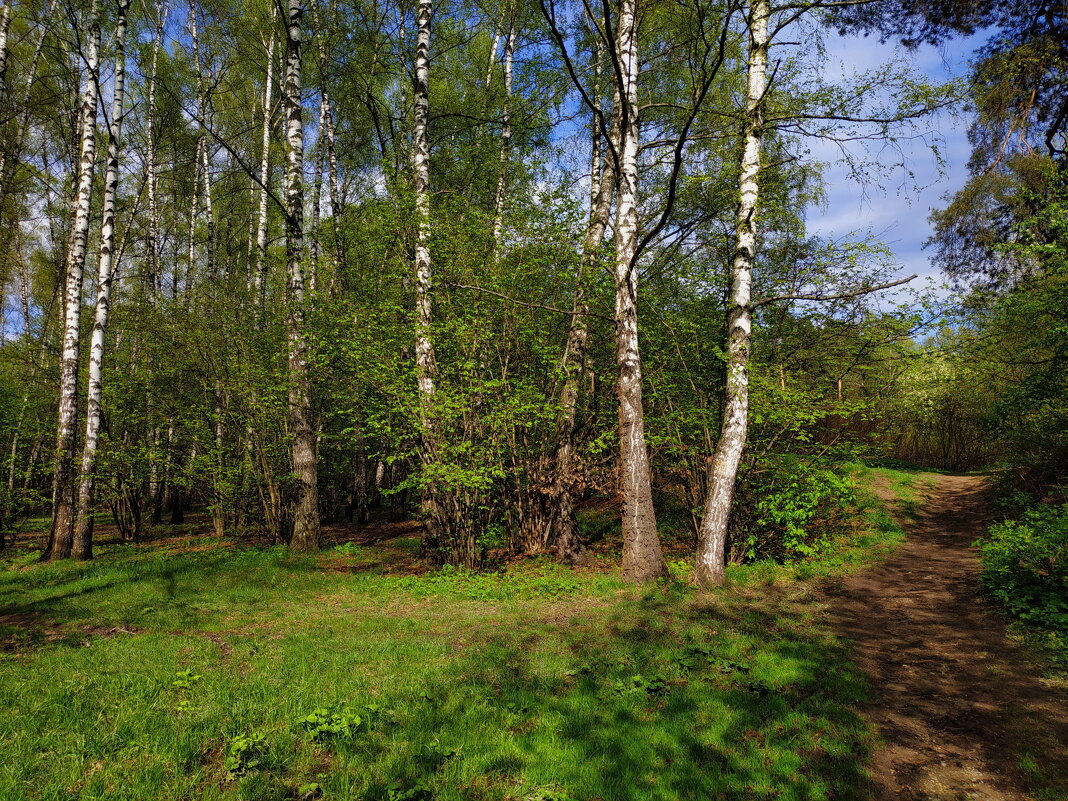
0,468,924,801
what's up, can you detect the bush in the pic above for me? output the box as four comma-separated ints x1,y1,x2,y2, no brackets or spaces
977,502,1068,639
731,459,856,563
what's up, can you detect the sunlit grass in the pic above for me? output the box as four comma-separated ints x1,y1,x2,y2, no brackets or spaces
0,467,926,800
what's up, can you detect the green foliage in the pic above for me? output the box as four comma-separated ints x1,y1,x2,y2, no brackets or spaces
385,781,434,801
296,707,365,742
732,458,857,563
977,502,1068,651
385,562,600,601
225,731,270,778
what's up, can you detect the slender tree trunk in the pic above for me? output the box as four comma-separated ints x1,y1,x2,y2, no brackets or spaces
185,1,214,294
612,0,667,583
145,0,167,297
213,387,225,536
550,81,615,564
694,0,768,588
311,0,342,276
283,0,321,551
253,19,276,300
186,135,201,300
412,0,442,552
489,19,514,261
0,0,11,117
73,0,131,560
311,97,325,278
44,0,101,562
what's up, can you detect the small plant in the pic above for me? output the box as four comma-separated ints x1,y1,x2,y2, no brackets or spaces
526,788,578,801
225,731,269,778
714,658,751,675
386,781,434,801
297,707,364,741
172,668,202,690
416,738,460,770
333,541,363,558
172,668,202,713
676,642,713,671
610,673,669,696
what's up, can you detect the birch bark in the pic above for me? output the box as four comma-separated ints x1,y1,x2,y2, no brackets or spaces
283,0,321,551
73,0,131,560
489,19,514,261
412,0,442,548
612,0,667,582
145,0,168,296
189,1,214,286
311,0,342,276
253,19,275,300
45,0,101,561
694,0,768,588
0,0,11,116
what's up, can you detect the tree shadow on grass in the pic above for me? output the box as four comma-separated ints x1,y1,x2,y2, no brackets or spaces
353,588,875,801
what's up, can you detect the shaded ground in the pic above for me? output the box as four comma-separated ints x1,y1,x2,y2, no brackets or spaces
826,474,1068,800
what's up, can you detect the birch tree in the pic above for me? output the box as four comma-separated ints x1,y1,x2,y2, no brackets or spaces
412,0,442,550
612,0,668,582
252,13,275,298
694,0,767,587
282,0,321,551
45,0,101,561
72,0,131,560
145,0,168,296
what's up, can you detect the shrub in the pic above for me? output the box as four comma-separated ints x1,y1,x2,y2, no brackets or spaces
977,502,1068,638
731,459,856,562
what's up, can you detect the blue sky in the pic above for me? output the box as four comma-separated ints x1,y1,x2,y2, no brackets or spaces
804,31,983,293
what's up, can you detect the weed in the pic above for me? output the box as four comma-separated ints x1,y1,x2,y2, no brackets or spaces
297,707,365,742
225,731,270,778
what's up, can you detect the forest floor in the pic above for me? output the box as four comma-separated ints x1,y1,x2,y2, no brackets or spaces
825,474,1068,801
0,467,1066,800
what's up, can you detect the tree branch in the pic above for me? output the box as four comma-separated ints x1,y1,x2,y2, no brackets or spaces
444,281,614,321
752,273,917,308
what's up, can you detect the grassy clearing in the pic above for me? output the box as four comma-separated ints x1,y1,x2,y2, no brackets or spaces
0,467,920,801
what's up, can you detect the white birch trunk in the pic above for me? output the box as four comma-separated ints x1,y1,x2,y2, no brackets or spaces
694,0,768,588
283,0,321,551
490,20,514,262
412,0,441,549
185,1,214,291
186,134,201,300
0,0,11,115
45,0,100,561
311,96,325,280
611,0,667,583
73,0,131,560
190,3,214,280
311,0,342,276
145,0,168,297
253,20,276,300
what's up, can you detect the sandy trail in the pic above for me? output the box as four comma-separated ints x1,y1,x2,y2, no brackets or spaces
826,474,1068,800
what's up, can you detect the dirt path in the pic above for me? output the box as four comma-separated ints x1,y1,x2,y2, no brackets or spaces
826,474,1068,801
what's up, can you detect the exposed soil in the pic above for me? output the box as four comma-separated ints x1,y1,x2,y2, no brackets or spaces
826,474,1068,800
